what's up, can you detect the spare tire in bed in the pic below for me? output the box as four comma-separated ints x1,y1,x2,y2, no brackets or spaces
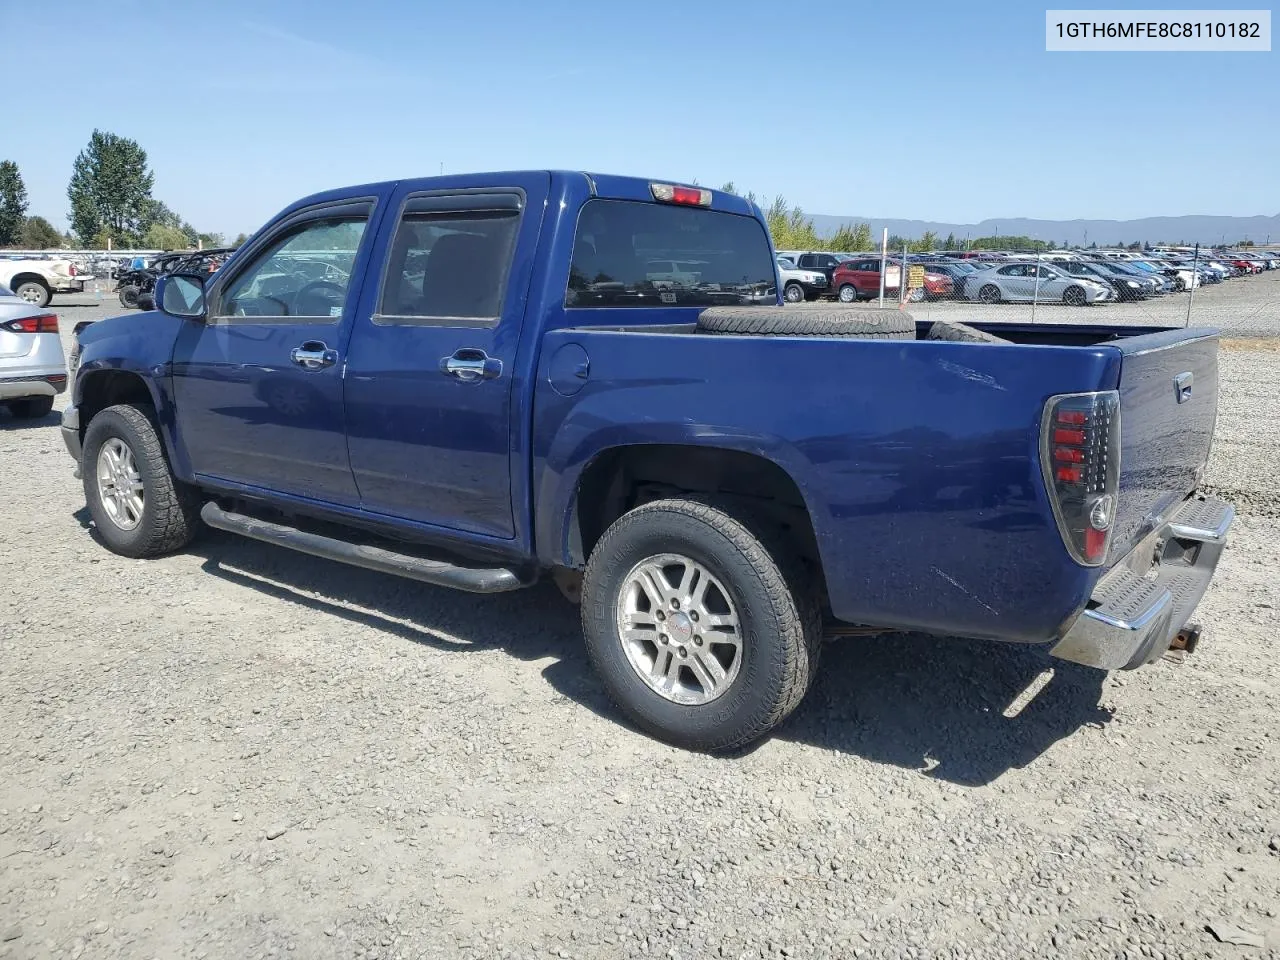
924,320,1009,343
697,304,915,339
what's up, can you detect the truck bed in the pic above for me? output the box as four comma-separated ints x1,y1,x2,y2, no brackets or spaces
532,319,1219,645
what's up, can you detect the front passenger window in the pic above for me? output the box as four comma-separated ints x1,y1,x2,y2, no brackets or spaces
217,217,367,320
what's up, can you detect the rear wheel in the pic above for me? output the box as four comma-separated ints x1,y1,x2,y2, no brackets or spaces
13,280,51,308
6,395,55,419
1062,285,1086,306
783,282,805,303
581,499,821,752
117,285,140,308
82,403,201,559
908,287,926,302
837,284,858,303
978,284,1001,304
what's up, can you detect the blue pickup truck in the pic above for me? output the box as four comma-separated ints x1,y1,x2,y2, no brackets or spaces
62,171,1233,751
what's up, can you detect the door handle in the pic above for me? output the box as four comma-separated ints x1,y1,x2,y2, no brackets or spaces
291,341,337,371
441,349,502,383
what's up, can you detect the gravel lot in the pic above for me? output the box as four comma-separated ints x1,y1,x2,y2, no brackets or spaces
2,275,1278,960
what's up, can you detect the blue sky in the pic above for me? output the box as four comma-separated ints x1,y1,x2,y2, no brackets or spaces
7,0,1276,236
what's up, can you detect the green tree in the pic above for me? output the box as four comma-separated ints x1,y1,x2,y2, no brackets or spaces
828,221,872,252
970,234,1047,252
763,195,819,250
232,232,250,247
942,232,957,251
19,216,63,249
719,182,735,195
197,232,226,249
67,130,156,246
909,230,939,253
144,223,190,250
886,234,908,251
0,160,29,246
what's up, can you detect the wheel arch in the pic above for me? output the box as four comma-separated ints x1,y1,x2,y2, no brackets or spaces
549,440,826,604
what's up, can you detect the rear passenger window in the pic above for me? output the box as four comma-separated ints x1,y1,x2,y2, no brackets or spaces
378,197,521,324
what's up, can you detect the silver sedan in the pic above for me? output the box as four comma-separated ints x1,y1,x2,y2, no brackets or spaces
0,282,68,419
963,262,1112,306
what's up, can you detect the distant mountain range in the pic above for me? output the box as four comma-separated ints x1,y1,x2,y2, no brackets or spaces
808,213,1280,247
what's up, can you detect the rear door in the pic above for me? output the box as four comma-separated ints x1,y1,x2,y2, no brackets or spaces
342,174,550,539
171,199,380,504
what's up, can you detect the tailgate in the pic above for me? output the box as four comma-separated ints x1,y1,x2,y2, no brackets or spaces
1110,329,1219,560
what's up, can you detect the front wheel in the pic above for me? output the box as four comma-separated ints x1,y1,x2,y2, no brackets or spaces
581,498,821,752
118,285,140,309
1062,285,1086,306
783,282,805,303
837,284,858,303
978,284,1001,304
82,403,201,559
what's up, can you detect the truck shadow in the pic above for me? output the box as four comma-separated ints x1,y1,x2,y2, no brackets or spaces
772,633,1113,786
121,524,1111,788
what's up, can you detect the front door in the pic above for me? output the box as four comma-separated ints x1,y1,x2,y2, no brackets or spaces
171,200,380,504
343,174,550,539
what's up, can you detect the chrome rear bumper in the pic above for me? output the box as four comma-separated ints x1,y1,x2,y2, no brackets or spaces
1050,494,1233,671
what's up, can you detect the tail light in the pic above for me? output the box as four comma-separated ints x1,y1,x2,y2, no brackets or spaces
69,263,78,277
1040,390,1121,566
3,314,59,333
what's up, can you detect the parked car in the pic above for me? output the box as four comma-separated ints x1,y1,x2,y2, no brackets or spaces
784,251,850,293
1074,260,1157,300
775,256,828,302
0,282,67,418
964,262,1110,305
63,170,1233,752
0,258,88,307
832,256,902,301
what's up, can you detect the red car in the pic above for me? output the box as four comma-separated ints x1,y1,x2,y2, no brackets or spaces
832,258,953,302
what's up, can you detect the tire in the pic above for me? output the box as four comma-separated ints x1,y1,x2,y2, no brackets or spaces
1173,277,1186,292
837,284,858,303
1062,285,1086,306
13,280,51,308
118,285,140,309
581,498,822,752
6,395,55,418
978,284,1001,304
924,320,1009,344
783,283,805,303
82,403,200,559
908,287,926,303
137,291,156,311
697,304,914,339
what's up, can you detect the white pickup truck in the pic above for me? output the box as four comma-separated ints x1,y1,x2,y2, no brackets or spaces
0,258,89,307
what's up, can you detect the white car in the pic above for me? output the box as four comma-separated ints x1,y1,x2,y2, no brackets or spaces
775,256,828,302
964,262,1111,306
0,282,67,418
0,257,89,307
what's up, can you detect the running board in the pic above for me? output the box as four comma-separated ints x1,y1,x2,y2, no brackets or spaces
199,502,527,594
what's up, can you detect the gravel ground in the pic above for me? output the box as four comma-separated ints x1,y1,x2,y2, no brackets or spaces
1,277,1278,960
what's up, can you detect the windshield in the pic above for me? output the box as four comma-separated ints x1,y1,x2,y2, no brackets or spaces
567,200,777,308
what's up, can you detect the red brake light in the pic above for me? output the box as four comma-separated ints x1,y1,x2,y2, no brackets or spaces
650,183,712,206
1056,466,1082,483
1052,428,1085,445
69,263,78,277
1084,526,1108,562
4,314,59,333
1056,410,1088,425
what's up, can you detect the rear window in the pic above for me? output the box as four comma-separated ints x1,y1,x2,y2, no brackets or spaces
566,200,776,308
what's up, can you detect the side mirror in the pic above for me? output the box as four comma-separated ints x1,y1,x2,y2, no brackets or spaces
156,273,207,320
